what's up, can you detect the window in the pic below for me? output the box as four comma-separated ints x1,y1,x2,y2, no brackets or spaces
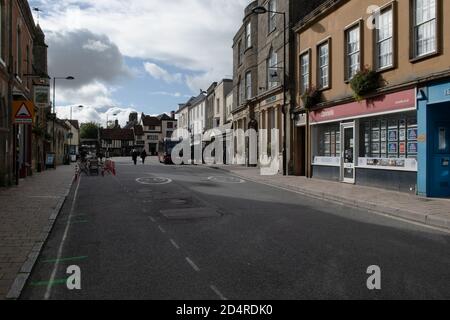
216,98,220,114
300,52,310,95
361,115,417,159
167,122,173,129
245,22,251,49
0,2,3,61
267,48,279,89
245,72,252,100
16,27,22,78
345,24,361,79
376,7,394,69
318,41,330,89
238,40,243,65
268,0,277,33
239,79,245,105
413,0,437,58
318,125,341,157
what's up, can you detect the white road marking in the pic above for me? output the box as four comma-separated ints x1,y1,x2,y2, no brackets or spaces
149,217,156,223
210,285,227,301
170,239,180,250
158,225,166,234
186,257,200,272
44,176,82,300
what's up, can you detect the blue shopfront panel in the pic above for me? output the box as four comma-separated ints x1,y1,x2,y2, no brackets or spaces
418,81,450,197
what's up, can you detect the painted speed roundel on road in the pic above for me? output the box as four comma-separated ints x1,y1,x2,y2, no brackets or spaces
136,177,173,185
207,176,246,184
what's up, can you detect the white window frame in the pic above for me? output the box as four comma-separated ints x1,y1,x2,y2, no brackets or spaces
318,42,329,89
345,24,361,80
245,22,252,49
300,51,310,95
268,0,277,33
245,71,252,100
376,6,394,70
413,0,437,58
267,49,279,89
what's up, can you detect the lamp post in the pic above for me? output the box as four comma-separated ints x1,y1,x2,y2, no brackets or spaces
252,6,288,176
52,76,75,154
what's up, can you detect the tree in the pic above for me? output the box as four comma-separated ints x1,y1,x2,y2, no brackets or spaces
80,122,100,140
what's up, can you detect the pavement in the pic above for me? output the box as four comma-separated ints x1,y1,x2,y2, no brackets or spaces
210,165,450,232
0,165,75,300
20,157,450,300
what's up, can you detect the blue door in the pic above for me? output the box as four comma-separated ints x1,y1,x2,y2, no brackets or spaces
430,122,450,197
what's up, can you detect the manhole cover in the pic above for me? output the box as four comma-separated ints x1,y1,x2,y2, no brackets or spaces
136,177,172,185
160,208,221,220
170,199,188,205
207,176,245,184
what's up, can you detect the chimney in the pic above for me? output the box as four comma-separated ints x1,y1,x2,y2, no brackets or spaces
171,111,175,119
115,120,119,128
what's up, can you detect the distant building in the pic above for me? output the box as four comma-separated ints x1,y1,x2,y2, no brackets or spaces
100,128,135,157
140,114,162,155
66,120,80,161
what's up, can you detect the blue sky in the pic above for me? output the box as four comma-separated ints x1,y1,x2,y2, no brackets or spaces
28,0,247,125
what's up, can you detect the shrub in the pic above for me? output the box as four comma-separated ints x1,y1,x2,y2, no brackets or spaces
350,66,384,101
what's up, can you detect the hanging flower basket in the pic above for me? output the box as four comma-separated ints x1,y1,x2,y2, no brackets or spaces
350,66,384,101
301,87,321,110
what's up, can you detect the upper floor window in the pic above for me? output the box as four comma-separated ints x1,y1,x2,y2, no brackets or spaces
245,22,252,49
345,24,361,80
16,27,22,78
245,71,252,100
318,41,330,89
239,79,245,105
376,7,394,69
0,2,4,62
238,40,243,65
167,122,173,129
300,52,310,95
268,0,277,33
413,0,437,58
267,48,279,89
216,98,220,114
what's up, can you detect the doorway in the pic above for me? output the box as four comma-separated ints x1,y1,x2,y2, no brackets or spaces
341,122,355,184
430,122,450,197
294,126,306,176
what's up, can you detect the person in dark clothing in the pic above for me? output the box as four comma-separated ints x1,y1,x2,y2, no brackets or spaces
141,150,148,164
132,149,138,165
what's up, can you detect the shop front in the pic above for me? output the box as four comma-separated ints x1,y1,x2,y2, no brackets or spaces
417,80,450,198
310,89,418,193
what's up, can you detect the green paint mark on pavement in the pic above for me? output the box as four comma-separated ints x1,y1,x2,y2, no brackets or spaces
31,278,68,287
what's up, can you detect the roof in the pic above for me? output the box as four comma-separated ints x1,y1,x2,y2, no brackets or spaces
133,125,144,136
189,93,206,108
158,113,173,121
142,115,161,127
100,128,134,141
67,120,79,130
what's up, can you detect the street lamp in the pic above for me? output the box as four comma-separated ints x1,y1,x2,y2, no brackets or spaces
52,76,75,154
252,6,288,176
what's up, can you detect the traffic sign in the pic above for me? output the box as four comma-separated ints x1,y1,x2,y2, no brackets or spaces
12,101,35,124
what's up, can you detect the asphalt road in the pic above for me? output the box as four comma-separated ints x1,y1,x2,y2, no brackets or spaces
21,157,450,300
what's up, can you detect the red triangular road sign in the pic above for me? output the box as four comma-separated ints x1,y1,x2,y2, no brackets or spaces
15,103,32,119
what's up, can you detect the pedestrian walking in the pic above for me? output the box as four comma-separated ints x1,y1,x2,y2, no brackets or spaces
132,149,138,165
141,150,148,164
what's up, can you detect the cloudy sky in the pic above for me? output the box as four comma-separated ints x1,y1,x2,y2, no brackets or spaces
28,0,248,125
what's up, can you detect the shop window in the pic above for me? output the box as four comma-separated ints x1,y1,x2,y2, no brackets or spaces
361,116,418,159
318,125,341,157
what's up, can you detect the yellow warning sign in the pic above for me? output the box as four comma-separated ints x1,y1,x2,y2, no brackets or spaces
12,101,35,124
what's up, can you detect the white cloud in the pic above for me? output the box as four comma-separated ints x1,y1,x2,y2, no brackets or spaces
32,0,248,92
56,81,116,107
56,105,137,128
143,62,182,84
